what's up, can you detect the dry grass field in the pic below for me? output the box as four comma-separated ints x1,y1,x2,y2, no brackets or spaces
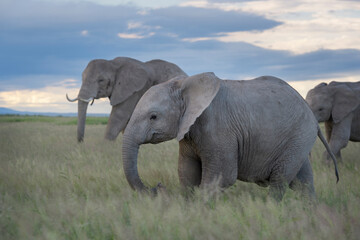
1,115,359,239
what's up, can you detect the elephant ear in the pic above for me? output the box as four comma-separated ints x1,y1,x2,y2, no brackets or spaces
332,85,359,124
110,62,150,106
176,72,221,141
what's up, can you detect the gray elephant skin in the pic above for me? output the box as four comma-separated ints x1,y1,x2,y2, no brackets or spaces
122,72,339,200
306,81,360,161
66,57,187,142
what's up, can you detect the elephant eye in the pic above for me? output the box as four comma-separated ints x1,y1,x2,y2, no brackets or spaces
319,108,324,112
98,79,104,83
150,114,157,120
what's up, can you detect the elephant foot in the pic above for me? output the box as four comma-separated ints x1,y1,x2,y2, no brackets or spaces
150,182,168,196
104,134,117,141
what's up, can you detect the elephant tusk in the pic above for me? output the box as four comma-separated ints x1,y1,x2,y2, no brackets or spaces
90,99,94,106
66,93,78,102
79,97,94,103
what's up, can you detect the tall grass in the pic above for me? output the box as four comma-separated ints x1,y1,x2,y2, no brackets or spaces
1,116,359,239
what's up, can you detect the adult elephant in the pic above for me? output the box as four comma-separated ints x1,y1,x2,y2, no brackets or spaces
122,73,339,200
66,57,187,142
306,81,360,161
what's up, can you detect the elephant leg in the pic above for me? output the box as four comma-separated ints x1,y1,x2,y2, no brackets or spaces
327,137,347,162
268,164,287,201
199,146,238,190
325,115,353,162
323,150,342,162
322,121,335,162
178,142,201,189
289,158,316,200
324,121,333,142
105,106,127,140
269,150,308,201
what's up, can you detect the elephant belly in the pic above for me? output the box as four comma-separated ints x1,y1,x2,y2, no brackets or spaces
350,112,360,142
254,180,270,187
237,174,270,187
237,164,272,187
350,132,360,142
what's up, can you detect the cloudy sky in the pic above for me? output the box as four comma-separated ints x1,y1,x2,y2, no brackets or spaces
0,0,359,113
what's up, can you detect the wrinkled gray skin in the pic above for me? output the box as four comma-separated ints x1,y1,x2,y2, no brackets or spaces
122,73,339,200
306,81,360,161
66,57,187,142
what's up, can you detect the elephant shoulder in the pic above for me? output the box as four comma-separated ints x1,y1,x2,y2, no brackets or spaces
145,59,167,65
349,81,360,93
112,57,144,65
145,59,187,84
251,76,297,93
222,76,290,92
145,59,185,73
145,59,174,69
330,81,360,96
252,76,289,86
329,81,360,91
256,75,283,81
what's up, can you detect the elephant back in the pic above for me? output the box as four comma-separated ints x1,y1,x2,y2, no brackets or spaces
145,59,188,85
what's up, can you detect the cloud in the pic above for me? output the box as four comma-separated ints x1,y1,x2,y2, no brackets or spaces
181,0,360,54
117,21,160,39
139,39,360,82
207,0,258,2
54,79,79,88
0,75,83,92
213,15,360,54
2,34,359,92
0,1,279,36
224,0,360,54
127,21,161,31
117,32,155,39
0,0,138,29
127,21,144,29
1,0,359,113
0,0,281,84
45,0,187,8
144,6,281,38
81,30,89,36
117,33,143,39
0,79,111,113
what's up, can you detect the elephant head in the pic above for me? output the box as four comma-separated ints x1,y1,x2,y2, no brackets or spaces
67,57,185,142
122,73,220,192
306,82,360,123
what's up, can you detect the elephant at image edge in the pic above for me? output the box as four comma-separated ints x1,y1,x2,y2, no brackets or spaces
306,81,360,161
66,57,187,142
122,72,339,200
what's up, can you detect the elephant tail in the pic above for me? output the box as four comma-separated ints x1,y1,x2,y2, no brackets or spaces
318,127,339,183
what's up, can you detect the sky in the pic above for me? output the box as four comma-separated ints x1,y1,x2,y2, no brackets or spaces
0,0,359,113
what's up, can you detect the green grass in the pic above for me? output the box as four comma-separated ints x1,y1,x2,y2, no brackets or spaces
0,115,108,125
1,116,359,239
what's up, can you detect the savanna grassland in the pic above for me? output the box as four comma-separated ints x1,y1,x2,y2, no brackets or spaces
1,115,359,240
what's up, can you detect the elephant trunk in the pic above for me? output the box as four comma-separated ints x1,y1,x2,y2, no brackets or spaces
77,100,89,142
122,133,149,192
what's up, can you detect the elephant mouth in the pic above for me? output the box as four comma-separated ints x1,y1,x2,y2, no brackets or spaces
149,132,173,144
150,139,163,144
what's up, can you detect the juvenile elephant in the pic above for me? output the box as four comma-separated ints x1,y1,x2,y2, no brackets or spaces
66,57,187,142
122,73,339,200
306,81,360,161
